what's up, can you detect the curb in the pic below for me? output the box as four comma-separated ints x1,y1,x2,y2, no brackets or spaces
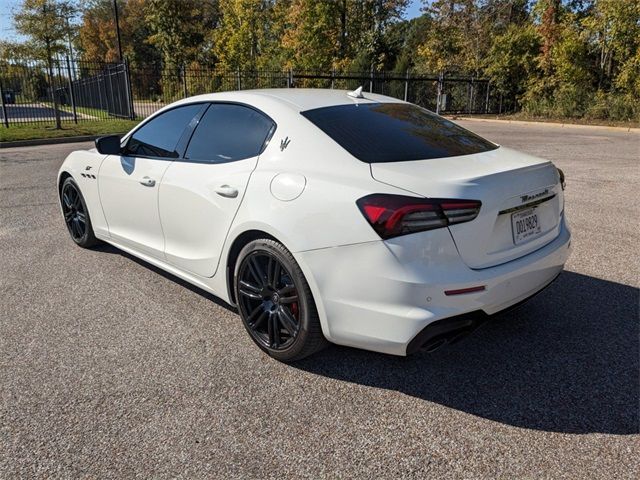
450,116,640,133
0,133,125,149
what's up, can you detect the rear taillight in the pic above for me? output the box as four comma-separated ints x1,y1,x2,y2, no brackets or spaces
557,167,566,190
357,194,481,239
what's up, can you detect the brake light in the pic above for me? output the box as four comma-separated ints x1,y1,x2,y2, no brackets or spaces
357,194,481,239
557,167,566,190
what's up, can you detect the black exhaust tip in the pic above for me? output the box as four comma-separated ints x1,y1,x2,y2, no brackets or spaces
406,312,488,355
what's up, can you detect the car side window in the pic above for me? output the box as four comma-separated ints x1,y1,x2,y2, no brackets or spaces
124,104,203,158
184,104,275,163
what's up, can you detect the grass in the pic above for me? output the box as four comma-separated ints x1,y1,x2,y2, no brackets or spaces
41,101,111,119
41,101,150,121
0,119,141,143
452,112,639,129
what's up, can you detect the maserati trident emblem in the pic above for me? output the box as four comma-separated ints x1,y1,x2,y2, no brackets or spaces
280,137,291,151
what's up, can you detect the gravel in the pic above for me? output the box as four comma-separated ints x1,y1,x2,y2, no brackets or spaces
1,121,638,478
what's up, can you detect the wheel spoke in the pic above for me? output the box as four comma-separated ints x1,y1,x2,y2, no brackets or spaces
268,314,281,348
62,192,72,209
272,261,281,289
64,210,73,221
266,256,274,287
248,256,266,286
70,219,80,237
252,310,268,330
246,304,263,325
239,280,261,293
278,284,295,296
280,294,298,305
277,307,298,336
76,218,84,236
76,212,86,224
239,288,262,301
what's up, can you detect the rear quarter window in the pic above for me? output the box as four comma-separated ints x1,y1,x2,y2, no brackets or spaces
300,103,498,163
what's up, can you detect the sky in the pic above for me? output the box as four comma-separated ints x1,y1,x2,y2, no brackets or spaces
0,0,424,43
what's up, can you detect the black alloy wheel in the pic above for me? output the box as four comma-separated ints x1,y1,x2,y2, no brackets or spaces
60,177,99,248
238,251,300,349
235,239,326,361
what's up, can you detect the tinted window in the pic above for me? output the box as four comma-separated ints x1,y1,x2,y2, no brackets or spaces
185,104,275,163
126,104,203,158
301,103,498,163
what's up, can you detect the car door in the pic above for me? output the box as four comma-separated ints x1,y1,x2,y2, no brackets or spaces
159,103,276,277
98,103,205,259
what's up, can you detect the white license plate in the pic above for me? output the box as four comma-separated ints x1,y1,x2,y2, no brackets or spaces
511,208,542,245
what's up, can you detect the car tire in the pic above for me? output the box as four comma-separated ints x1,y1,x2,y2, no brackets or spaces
60,177,100,248
234,238,327,362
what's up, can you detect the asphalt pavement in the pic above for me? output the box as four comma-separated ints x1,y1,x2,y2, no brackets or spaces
0,104,76,123
0,120,638,478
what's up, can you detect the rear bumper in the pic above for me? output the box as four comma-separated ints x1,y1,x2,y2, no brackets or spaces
296,215,571,356
405,271,561,355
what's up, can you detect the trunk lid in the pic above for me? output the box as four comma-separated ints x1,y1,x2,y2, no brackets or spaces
370,146,563,269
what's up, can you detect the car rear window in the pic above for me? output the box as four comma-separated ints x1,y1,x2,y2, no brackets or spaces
300,103,498,163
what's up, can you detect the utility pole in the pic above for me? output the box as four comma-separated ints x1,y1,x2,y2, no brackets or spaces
113,0,123,62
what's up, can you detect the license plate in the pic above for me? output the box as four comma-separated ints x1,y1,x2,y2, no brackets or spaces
511,208,542,245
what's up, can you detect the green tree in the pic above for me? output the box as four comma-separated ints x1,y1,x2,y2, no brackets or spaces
281,0,343,71
78,0,161,67
13,0,78,128
144,0,219,68
213,0,277,72
583,0,640,94
281,0,407,73
13,0,76,62
485,23,540,107
416,0,486,75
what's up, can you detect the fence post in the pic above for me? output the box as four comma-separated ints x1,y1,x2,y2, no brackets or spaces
469,77,474,114
105,64,116,117
123,58,135,119
48,57,62,129
485,81,490,113
331,68,335,89
65,56,78,124
436,71,443,114
181,64,188,98
369,67,374,93
404,69,409,102
0,77,9,128
236,68,241,90
287,68,293,88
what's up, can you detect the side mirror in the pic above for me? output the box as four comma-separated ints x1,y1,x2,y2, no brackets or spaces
95,135,122,155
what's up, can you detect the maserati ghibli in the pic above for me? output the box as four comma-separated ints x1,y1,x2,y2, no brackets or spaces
58,88,571,361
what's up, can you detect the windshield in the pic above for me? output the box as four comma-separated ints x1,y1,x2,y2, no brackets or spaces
301,103,498,163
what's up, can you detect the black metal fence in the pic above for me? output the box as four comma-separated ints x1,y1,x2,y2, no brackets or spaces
60,62,134,119
0,57,513,128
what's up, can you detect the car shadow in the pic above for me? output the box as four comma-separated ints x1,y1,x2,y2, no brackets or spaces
293,271,639,435
93,243,237,313
92,243,638,434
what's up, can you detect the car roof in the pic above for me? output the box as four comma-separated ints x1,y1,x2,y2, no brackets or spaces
177,88,404,112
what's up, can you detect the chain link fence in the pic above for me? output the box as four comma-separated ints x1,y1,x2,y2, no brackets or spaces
1,57,513,128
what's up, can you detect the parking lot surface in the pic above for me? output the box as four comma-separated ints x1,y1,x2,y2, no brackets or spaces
1,121,638,478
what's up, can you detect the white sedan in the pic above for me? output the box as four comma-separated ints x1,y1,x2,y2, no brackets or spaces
58,88,571,361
